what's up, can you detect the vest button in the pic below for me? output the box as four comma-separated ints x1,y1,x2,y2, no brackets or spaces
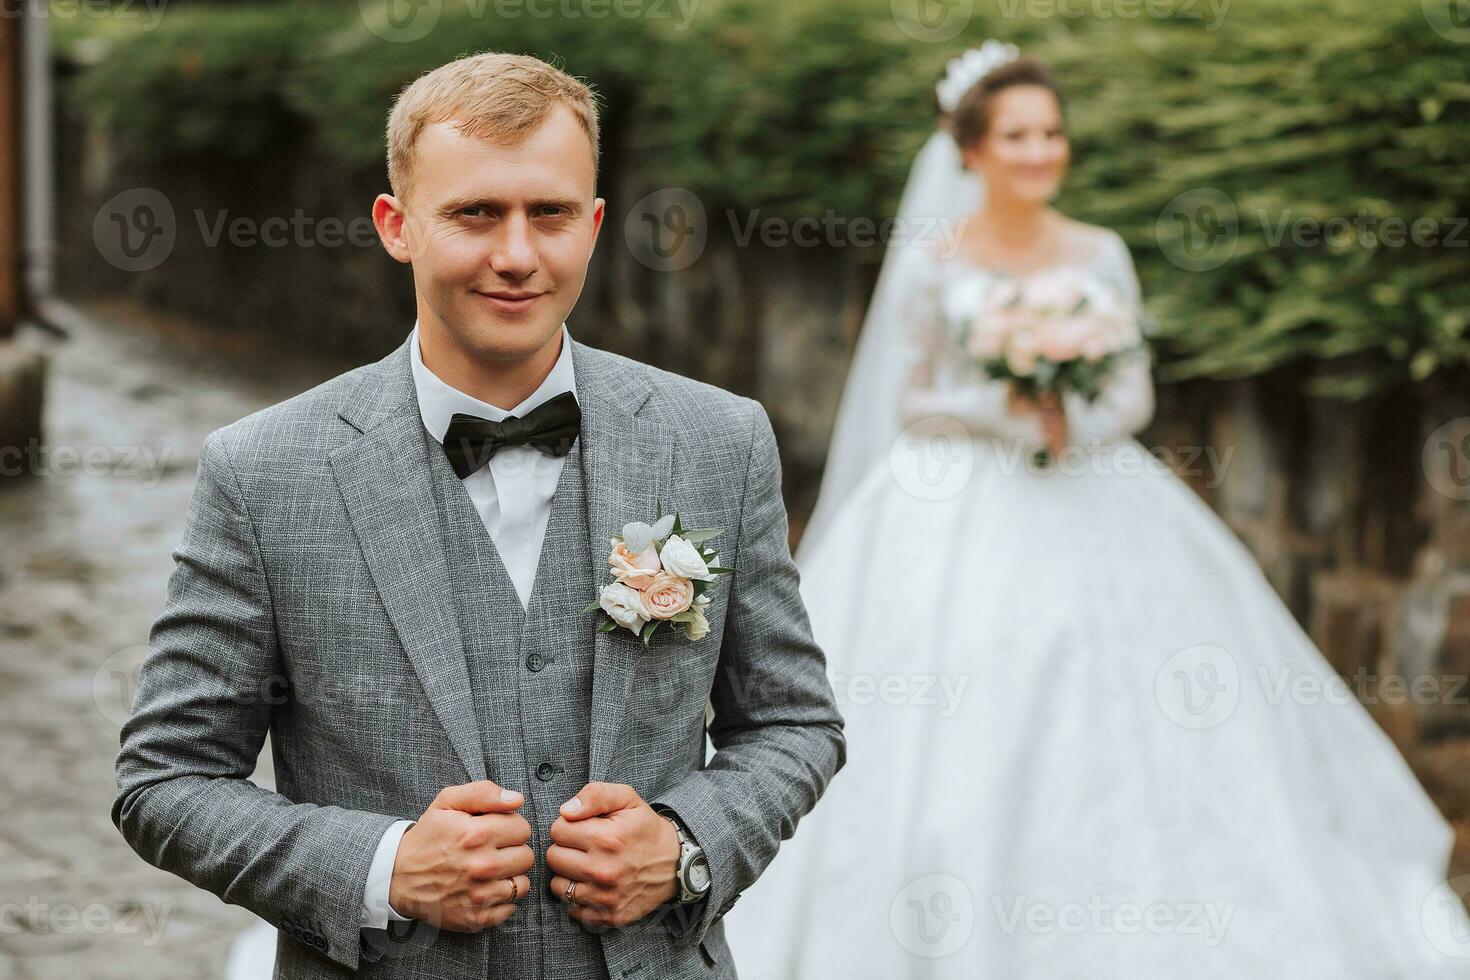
526,653,545,672
536,761,557,781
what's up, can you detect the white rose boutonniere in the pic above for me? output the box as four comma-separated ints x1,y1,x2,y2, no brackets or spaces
581,505,735,645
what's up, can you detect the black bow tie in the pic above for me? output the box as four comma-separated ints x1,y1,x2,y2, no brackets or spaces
440,390,581,479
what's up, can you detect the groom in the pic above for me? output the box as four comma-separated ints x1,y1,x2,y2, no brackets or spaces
113,52,845,979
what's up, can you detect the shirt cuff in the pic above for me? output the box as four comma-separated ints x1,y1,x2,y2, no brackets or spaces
359,819,415,930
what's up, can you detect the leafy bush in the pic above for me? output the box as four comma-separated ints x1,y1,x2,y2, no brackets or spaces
53,0,1470,395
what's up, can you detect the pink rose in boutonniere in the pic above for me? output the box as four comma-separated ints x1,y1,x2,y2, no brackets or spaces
609,541,661,590
581,507,734,645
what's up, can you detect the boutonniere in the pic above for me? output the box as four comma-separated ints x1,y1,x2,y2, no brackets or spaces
580,504,735,645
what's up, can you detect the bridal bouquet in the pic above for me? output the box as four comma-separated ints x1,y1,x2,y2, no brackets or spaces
582,508,735,645
961,269,1142,401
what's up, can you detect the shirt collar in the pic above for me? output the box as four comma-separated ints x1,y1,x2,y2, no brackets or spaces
409,320,577,446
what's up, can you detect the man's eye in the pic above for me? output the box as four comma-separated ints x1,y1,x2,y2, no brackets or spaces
539,206,569,218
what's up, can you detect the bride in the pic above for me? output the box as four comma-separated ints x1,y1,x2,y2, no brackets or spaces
725,43,1470,979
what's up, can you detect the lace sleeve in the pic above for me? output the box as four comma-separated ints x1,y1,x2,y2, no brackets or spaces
896,254,1044,443
1062,233,1155,445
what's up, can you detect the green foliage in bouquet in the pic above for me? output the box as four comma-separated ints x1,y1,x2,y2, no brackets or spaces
981,353,1120,403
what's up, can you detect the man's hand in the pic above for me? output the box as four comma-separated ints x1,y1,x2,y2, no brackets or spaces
546,782,680,930
387,780,534,932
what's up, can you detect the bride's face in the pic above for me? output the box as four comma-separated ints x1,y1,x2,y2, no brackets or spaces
962,85,1070,204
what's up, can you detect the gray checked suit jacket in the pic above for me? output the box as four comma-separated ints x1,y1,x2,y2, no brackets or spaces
113,332,846,978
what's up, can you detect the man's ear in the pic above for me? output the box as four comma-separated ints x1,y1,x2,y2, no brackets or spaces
373,193,412,264
588,197,606,253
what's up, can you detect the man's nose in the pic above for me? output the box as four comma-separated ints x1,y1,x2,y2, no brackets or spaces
488,212,538,279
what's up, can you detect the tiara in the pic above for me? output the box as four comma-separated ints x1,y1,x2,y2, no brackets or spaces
934,40,1022,114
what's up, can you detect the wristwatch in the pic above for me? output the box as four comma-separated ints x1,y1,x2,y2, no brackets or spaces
661,811,712,904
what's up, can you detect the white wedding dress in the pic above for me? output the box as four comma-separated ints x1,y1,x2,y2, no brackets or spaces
725,235,1470,979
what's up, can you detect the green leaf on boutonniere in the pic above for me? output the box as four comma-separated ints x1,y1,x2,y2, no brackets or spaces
597,619,619,633
640,620,659,646
581,599,603,614
670,610,700,624
680,528,723,544
706,566,738,574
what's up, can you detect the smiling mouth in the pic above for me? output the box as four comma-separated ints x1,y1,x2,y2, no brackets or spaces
475,290,545,310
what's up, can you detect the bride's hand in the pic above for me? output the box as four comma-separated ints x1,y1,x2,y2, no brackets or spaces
1037,391,1068,456
1006,386,1037,416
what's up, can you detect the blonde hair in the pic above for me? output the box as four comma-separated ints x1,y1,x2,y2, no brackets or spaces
386,52,600,202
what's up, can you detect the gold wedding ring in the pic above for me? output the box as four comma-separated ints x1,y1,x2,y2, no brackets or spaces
564,880,578,904
508,877,521,901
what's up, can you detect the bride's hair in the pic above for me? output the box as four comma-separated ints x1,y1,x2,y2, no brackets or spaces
948,58,1065,151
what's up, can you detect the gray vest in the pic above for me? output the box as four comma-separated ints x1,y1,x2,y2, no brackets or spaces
428,434,610,980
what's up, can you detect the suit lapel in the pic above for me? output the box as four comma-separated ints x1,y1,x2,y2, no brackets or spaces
571,339,673,783
328,332,671,786
329,338,487,782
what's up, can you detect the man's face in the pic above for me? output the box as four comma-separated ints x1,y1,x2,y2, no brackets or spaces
385,106,604,363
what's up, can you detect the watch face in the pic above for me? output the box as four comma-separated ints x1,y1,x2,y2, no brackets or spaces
688,853,712,893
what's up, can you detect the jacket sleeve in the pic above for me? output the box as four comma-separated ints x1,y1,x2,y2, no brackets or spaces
112,431,398,971
650,400,847,948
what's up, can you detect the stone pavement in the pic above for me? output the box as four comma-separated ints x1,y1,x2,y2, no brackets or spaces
0,300,356,980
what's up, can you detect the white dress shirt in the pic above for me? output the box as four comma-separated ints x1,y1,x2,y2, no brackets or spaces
360,320,578,931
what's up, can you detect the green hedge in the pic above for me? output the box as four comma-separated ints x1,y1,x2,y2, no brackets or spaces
54,0,1470,396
